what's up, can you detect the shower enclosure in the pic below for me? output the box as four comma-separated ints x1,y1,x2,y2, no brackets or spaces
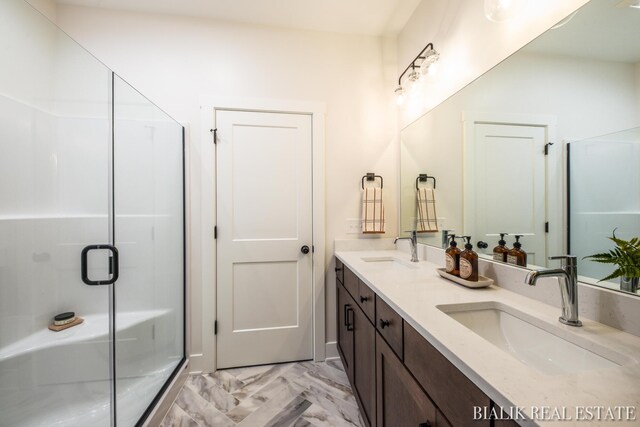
0,2,185,426
568,126,640,292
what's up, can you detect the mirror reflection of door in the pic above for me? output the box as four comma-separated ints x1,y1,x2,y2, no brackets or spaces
465,121,547,266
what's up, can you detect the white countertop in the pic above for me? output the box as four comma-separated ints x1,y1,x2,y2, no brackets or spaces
335,250,640,426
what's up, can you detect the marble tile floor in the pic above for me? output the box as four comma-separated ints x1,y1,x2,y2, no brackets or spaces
160,359,364,427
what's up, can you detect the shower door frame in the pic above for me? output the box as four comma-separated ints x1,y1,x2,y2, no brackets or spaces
108,72,188,427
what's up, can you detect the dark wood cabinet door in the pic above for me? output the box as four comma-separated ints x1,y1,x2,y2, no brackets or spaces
404,323,490,426
376,332,436,427
337,282,354,383
354,302,376,427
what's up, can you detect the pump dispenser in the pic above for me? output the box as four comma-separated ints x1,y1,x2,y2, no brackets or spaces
493,233,510,262
507,235,527,267
445,234,461,276
459,236,479,281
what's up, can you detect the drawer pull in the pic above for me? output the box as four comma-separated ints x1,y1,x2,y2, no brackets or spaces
360,295,369,303
346,307,354,331
419,422,431,427
379,319,390,329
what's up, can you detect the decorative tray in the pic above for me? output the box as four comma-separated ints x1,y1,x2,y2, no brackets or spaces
436,268,494,289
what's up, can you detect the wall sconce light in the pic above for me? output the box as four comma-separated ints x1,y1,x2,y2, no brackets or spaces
395,43,439,107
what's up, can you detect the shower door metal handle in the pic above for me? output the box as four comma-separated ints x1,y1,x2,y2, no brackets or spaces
81,244,119,286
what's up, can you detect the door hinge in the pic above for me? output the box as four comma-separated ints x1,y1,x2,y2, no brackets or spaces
210,128,217,144
544,142,554,155
214,226,217,239
214,320,218,335
545,222,549,233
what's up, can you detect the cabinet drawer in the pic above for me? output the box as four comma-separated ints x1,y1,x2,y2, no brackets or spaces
375,296,403,360
343,266,359,298
335,258,344,285
404,323,490,426
356,280,376,324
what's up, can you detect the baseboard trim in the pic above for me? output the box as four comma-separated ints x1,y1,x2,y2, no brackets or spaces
325,341,338,359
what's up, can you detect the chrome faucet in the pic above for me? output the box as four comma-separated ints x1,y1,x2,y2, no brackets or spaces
441,229,454,249
394,230,419,262
525,255,582,327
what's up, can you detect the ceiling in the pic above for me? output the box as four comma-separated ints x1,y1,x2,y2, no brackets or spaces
525,0,640,63
55,0,422,36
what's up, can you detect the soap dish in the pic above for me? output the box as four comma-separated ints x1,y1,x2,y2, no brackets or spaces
436,268,493,289
48,317,84,332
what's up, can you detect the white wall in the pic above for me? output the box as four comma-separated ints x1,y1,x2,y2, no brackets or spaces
46,4,398,370
396,0,590,128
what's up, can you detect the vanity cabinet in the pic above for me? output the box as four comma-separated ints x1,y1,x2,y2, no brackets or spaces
336,261,510,427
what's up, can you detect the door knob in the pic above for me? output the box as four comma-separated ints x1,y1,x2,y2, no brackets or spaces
301,245,310,254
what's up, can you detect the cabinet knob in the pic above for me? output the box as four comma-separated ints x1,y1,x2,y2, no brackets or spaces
335,267,342,272
379,319,390,329
360,296,369,303
419,422,432,427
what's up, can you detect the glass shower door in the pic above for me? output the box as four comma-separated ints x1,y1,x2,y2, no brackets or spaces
112,76,185,426
0,2,114,426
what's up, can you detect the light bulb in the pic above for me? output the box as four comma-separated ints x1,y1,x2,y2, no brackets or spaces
395,86,405,106
420,50,440,76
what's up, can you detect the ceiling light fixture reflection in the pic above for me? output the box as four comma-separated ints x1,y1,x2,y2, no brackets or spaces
394,43,439,107
484,0,523,22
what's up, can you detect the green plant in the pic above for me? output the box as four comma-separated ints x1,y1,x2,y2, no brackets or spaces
583,229,640,282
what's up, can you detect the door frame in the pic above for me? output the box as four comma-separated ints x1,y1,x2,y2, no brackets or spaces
198,96,326,373
462,111,561,262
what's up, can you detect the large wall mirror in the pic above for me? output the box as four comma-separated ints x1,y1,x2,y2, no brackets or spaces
400,0,640,296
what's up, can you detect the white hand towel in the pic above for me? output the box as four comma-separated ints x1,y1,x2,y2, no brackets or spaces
416,188,438,232
361,187,385,234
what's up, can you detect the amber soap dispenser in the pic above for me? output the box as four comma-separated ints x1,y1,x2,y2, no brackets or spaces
459,236,479,282
492,233,509,262
507,235,527,267
445,234,461,276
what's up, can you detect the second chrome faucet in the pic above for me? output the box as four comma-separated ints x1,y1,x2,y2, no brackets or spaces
525,255,582,327
394,230,419,262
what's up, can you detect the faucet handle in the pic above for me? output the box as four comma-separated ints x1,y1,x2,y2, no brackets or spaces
548,255,577,268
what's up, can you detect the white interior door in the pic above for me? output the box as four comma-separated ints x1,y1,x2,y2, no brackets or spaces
216,109,313,369
470,123,547,265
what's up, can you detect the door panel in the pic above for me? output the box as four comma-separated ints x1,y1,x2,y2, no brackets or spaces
113,76,185,426
337,283,354,383
217,110,313,368
354,302,376,427
376,333,436,427
471,123,546,265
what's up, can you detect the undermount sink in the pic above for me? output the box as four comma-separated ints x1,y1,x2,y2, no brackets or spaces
438,301,632,375
360,256,418,270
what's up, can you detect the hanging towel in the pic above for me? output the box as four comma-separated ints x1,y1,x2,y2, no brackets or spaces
416,187,438,233
361,187,385,234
